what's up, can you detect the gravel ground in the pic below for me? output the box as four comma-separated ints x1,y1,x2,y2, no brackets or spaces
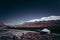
0,26,60,40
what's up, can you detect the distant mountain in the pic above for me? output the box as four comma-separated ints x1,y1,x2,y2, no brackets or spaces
8,16,60,28
9,20,60,28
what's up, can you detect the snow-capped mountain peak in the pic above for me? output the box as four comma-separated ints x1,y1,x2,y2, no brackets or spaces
27,16,60,22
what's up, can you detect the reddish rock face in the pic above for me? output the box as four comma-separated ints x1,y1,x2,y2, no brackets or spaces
20,22,55,28
12,20,60,28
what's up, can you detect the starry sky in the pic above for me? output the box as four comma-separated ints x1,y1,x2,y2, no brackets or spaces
0,0,60,25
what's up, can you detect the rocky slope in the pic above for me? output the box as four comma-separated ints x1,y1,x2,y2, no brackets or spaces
9,20,60,28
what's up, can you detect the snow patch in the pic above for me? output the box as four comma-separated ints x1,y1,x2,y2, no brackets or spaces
27,16,60,22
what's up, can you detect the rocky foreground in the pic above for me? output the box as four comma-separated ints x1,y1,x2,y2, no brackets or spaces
0,29,60,40
0,26,60,40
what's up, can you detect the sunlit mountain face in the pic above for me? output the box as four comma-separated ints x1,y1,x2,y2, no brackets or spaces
21,20,60,27
8,16,60,28
26,16,60,22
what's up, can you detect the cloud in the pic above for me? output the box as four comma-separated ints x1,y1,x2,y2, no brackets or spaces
26,16,60,22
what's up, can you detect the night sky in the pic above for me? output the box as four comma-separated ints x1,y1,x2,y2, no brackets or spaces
0,0,60,25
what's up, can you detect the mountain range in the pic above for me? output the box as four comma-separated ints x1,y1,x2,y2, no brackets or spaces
8,20,60,28
0,16,60,28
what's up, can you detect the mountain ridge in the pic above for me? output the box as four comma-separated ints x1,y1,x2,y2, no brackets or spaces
8,20,60,28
